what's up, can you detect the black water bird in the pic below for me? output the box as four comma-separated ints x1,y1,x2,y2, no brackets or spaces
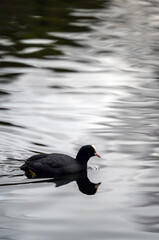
20,145,101,178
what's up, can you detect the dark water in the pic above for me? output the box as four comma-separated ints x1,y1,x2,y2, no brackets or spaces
0,0,159,239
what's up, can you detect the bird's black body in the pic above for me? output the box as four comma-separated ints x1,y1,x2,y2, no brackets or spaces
20,145,100,178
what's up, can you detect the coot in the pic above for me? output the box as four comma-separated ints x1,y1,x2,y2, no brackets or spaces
20,145,101,178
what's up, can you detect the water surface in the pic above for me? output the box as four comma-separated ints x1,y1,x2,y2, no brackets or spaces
0,0,159,239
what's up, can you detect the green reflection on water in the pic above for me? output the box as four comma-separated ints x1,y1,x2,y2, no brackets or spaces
0,0,109,59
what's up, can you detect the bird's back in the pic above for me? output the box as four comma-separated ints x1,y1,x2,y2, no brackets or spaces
20,153,84,176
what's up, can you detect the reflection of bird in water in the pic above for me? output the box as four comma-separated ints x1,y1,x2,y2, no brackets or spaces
24,171,101,195
20,145,101,178
75,172,101,195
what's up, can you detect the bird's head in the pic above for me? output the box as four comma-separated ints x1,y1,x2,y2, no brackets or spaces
76,145,101,162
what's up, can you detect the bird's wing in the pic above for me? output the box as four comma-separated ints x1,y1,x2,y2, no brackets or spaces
26,153,49,162
46,154,74,168
26,153,74,172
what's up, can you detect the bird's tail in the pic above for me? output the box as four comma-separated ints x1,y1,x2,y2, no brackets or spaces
20,163,27,171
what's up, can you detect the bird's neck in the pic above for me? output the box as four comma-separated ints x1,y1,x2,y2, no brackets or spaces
76,152,90,164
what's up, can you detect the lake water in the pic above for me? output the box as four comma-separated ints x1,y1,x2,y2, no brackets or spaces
0,0,159,239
